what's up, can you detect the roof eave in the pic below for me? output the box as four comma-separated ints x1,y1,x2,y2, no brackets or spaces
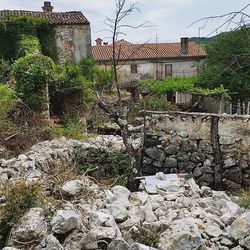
95,55,207,63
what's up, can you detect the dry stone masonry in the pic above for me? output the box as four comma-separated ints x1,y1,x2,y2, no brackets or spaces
143,113,250,190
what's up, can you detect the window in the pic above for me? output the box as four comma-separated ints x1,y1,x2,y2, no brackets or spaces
131,64,138,74
165,64,172,78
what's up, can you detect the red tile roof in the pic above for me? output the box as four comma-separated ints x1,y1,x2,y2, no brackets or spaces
0,10,89,25
92,42,207,62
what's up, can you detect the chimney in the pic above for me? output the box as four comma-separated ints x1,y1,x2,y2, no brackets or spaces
95,38,103,46
42,1,54,13
181,37,189,55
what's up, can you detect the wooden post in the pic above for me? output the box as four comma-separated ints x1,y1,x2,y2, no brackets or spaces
229,102,232,115
242,101,246,115
219,94,225,114
219,101,222,114
247,101,250,115
237,100,241,115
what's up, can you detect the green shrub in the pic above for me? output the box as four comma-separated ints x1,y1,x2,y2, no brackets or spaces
129,95,179,121
93,66,114,92
51,63,96,119
16,35,41,58
80,150,132,186
131,224,160,248
79,57,96,81
143,95,179,111
44,121,86,140
0,181,44,244
0,84,18,130
0,58,11,83
11,54,55,110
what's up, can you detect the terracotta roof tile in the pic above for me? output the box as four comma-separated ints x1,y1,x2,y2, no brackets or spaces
92,42,207,62
0,10,89,25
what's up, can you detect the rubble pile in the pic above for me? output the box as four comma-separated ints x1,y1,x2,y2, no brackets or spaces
0,136,249,250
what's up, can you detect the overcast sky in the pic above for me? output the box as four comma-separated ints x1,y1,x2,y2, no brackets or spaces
0,0,249,44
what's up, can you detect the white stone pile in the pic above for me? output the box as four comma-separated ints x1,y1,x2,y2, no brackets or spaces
0,136,249,250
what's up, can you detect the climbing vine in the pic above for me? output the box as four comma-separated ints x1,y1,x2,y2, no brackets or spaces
0,16,58,61
140,77,229,98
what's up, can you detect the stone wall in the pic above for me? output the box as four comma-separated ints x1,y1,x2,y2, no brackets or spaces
55,24,91,63
143,112,250,189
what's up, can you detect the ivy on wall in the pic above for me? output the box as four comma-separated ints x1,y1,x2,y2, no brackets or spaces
0,16,58,61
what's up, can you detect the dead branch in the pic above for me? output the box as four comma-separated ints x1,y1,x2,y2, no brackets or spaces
4,132,20,141
187,4,250,37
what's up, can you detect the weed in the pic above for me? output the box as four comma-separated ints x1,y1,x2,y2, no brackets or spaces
239,189,250,208
131,224,160,248
78,150,132,186
44,121,87,140
0,181,45,246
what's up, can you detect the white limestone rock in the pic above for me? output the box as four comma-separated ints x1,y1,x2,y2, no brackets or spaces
8,208,48,247
239,235,250,249
34,234,63,250
129,243,159,250
50,209,82,234
107,238,130,250
230,212,250,241
88,211,121,240
204,224,223,238
60,179,83,196
130,192,148,206
159,217,204,250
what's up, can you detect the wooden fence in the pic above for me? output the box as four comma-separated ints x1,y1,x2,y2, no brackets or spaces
219,100,250,115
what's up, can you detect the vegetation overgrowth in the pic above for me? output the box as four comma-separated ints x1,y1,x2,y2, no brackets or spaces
140,76,229,98
198,28,250,101
0,16,58,61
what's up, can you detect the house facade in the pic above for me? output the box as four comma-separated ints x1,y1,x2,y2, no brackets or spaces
92,37,207,82
93,37,207,104
0,1,91,63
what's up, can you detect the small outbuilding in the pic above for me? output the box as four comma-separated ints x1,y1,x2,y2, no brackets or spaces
0,1,92,63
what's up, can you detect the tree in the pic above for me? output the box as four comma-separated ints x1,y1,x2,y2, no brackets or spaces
188,4,250,101
95,0,149,191
198,28,250,101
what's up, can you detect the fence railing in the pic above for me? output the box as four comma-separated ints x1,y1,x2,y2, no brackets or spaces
219,100,250,115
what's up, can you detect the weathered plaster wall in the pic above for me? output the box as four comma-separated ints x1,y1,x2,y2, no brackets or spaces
113,59,204,82
55,24,91,63
143,113,250,189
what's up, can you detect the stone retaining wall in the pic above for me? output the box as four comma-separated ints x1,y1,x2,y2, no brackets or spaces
143,112,250,189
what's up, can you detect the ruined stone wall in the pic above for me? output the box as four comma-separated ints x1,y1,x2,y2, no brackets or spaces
143,112,250,189
55,24,91,64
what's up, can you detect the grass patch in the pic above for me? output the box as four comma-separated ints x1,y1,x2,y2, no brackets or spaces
131,224,160,248
239,190,250,208
44,121,87,140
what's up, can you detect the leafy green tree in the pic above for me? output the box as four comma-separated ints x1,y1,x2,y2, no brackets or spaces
11,54,55,110
198,28,250,101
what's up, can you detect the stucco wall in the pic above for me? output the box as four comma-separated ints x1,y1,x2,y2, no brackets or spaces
55,24,91,63
142,112,250,190
113,59,203,82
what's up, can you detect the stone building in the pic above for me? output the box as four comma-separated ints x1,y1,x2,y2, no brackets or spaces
92,37,207,81
93,37,207,104
0,1,91,63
